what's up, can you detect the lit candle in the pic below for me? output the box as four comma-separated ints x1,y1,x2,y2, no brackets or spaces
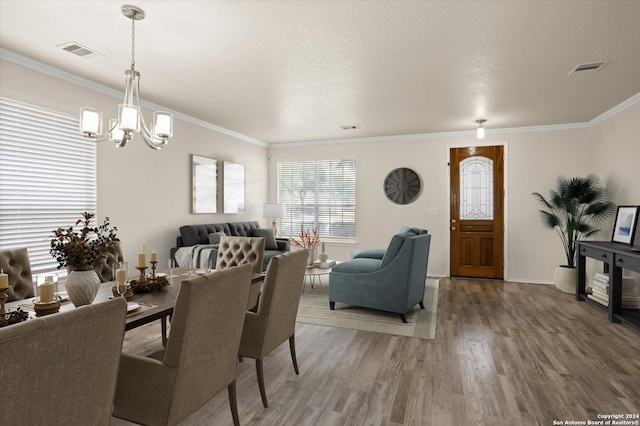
0,270,8,290
150,250,157,263
138,243,146,268
116,267,127,284
39,282,54,303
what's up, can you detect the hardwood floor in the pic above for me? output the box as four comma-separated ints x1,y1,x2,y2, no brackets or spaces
112,278,640,425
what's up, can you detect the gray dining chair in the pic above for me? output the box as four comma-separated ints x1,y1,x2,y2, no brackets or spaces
238,249,308,408
0,247,35,302
1,298,127,425
216,235,265,310
113,263,253,426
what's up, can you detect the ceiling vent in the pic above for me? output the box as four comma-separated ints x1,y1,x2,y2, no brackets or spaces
57,42,105,60
567,60,610,76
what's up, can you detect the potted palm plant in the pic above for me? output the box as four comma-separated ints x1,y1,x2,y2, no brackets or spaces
532,175,615,293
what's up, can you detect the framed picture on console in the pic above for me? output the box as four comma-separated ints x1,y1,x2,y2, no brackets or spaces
611,205,639,245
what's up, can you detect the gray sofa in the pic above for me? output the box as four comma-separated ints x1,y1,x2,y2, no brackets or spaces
170,221,290,271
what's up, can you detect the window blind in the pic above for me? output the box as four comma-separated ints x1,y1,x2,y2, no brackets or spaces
0,97,96,275
278,159,356,239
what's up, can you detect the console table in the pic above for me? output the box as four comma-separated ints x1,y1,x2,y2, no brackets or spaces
576,241,640,329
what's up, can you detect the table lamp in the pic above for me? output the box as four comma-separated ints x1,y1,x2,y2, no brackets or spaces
263,203,286,237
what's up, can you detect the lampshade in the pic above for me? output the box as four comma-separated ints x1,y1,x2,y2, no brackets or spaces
476,119,486,139
263,203,286,218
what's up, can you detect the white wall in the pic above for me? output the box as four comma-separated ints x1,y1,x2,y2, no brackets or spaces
0,60,269,267
589,99,640,279
269,127,593,282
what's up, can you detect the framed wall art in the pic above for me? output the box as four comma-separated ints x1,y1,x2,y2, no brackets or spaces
611,205,639,245
223,161,245,213
192,155,217,214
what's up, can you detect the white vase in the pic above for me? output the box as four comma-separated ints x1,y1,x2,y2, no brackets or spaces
307,248,316,267
65,270,101,307
553,265,576,294
318,242,328,263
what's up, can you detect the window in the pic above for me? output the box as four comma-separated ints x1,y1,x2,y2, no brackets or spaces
0,97,96,275
459,155,494,220
278,159,356,239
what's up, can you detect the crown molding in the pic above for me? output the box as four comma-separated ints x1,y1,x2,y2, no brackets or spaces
589,91,640,127
268,122,590,149
4,49,637,150
0,49,267,147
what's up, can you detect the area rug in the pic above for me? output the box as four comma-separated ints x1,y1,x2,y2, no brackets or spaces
296,278,438,340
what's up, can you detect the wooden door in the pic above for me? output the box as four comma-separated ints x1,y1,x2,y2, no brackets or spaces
450,146,504,279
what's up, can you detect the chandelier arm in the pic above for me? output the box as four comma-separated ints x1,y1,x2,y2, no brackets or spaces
84,120,119,142
139,113,167,150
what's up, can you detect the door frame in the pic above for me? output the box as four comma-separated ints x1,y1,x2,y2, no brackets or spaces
446,140,509,280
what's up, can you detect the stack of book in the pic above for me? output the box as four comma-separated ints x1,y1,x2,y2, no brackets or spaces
312,259,336,269
587,273,640,309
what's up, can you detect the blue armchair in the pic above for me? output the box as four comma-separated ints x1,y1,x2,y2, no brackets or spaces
329,230,431,323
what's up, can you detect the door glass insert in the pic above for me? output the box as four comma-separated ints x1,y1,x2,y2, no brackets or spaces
459,156,493,220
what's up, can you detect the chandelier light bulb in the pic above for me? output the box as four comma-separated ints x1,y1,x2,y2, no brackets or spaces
476,119,486,139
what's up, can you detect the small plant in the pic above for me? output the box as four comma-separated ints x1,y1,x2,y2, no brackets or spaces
290,225,320,250
50,212,119,271
532,175,615,268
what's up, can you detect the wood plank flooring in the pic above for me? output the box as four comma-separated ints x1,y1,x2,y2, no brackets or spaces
111,278,640,425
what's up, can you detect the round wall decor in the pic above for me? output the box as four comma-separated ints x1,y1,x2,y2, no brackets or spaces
383,168,421,205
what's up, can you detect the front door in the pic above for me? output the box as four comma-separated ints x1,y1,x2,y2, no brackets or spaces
449,145,504,279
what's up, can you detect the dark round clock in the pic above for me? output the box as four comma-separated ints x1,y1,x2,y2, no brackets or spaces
384,168,421,205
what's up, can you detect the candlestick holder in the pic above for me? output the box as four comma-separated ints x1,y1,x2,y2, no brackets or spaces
0,289,7,319
135,266,148,284
34,299,60,317
130,262,169,293
150,260,158,279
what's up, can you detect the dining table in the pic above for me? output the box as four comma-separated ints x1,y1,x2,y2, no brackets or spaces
4,268,265,345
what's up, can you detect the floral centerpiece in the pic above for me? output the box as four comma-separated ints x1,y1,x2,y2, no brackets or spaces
49,212,119,307
290,226,320,266
50,212,119,271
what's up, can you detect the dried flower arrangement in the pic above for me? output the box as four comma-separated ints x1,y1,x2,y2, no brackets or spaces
290,225,320,250
0,307,29,327
50,212,119,271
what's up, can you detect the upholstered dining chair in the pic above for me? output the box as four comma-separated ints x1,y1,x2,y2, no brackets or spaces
216,235,265,310
0,247,35,302
113,263,253,426
1,298,127,425
238,249,308,408
94,240,124,282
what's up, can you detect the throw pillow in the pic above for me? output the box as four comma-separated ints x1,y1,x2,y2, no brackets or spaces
252,228,278,250
208,231,226,244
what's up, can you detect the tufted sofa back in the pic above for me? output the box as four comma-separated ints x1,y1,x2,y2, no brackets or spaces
178,221,260,247
216,236,265,275
0,247,35,302
94,241,124,282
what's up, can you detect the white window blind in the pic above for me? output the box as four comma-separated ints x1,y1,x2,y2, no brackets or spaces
278,159,356,239
0,97,96,275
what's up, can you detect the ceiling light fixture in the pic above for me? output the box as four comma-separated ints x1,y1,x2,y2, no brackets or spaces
79,5,172,150
476,119,486,139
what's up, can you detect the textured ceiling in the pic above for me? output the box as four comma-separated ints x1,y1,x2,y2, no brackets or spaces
1,0,639,144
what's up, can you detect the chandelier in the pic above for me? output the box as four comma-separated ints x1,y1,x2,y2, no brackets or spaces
79,5,173,150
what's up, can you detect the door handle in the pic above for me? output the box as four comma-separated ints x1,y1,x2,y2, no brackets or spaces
450,226,456,231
